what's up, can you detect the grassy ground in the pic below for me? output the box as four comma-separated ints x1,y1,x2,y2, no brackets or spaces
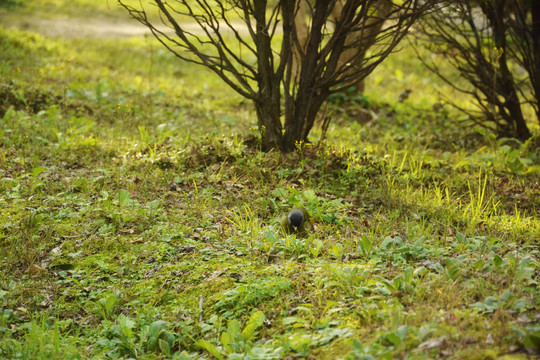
0,2,539,359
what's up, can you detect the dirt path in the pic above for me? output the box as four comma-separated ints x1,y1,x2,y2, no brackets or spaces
2,15,176,39
2,15,248,39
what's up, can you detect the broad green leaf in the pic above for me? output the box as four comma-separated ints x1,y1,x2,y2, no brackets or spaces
414,266,427,277
523,328,540,351
220,331,232,353
32,166,47,177
197,340,224,360
282,316,303,325
177,351,193,360
149,320,167,338
227,319,241,339
118,189,132,207
493,254,503,267
117,314,135,330
242,311,265,341
384,332,402,347
525,165,540,174
159,338,171,356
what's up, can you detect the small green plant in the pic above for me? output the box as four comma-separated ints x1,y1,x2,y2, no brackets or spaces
378,235,441,265
497,143,533,174
96,292,122,321
328,86,370,108
464,171,499,227
225,203,258,234
356,234,374,259
375,266,428,297
471,291,531,314
308,238,324,258
285,327,353,357
282,301,345,331
14,211,54,270
98,314,182,358
329,242,345,260
272,188,350,225
345,338,391,360
0,308,16,340
214,278,291,317
520,326,540,353
198,311,285,360
0,316,79,360
136,125,158,156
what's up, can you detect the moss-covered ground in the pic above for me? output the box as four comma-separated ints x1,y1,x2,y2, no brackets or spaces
0,2,539,359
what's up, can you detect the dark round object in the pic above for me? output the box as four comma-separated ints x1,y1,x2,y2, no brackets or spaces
288,209,304,228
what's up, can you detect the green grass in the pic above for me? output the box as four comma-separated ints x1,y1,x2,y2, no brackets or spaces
1,4,539,360
0,0,157,20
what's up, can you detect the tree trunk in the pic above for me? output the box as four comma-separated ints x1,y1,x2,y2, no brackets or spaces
253,0,283,152
501,76,532,140
485,0,531,140
255,99,283,152
531,0,540,126
280,0,331,152
282,91,328,152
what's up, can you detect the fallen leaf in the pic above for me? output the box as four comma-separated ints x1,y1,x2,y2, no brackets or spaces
51,246,62,255
204,267,228,282
419,337,447,350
